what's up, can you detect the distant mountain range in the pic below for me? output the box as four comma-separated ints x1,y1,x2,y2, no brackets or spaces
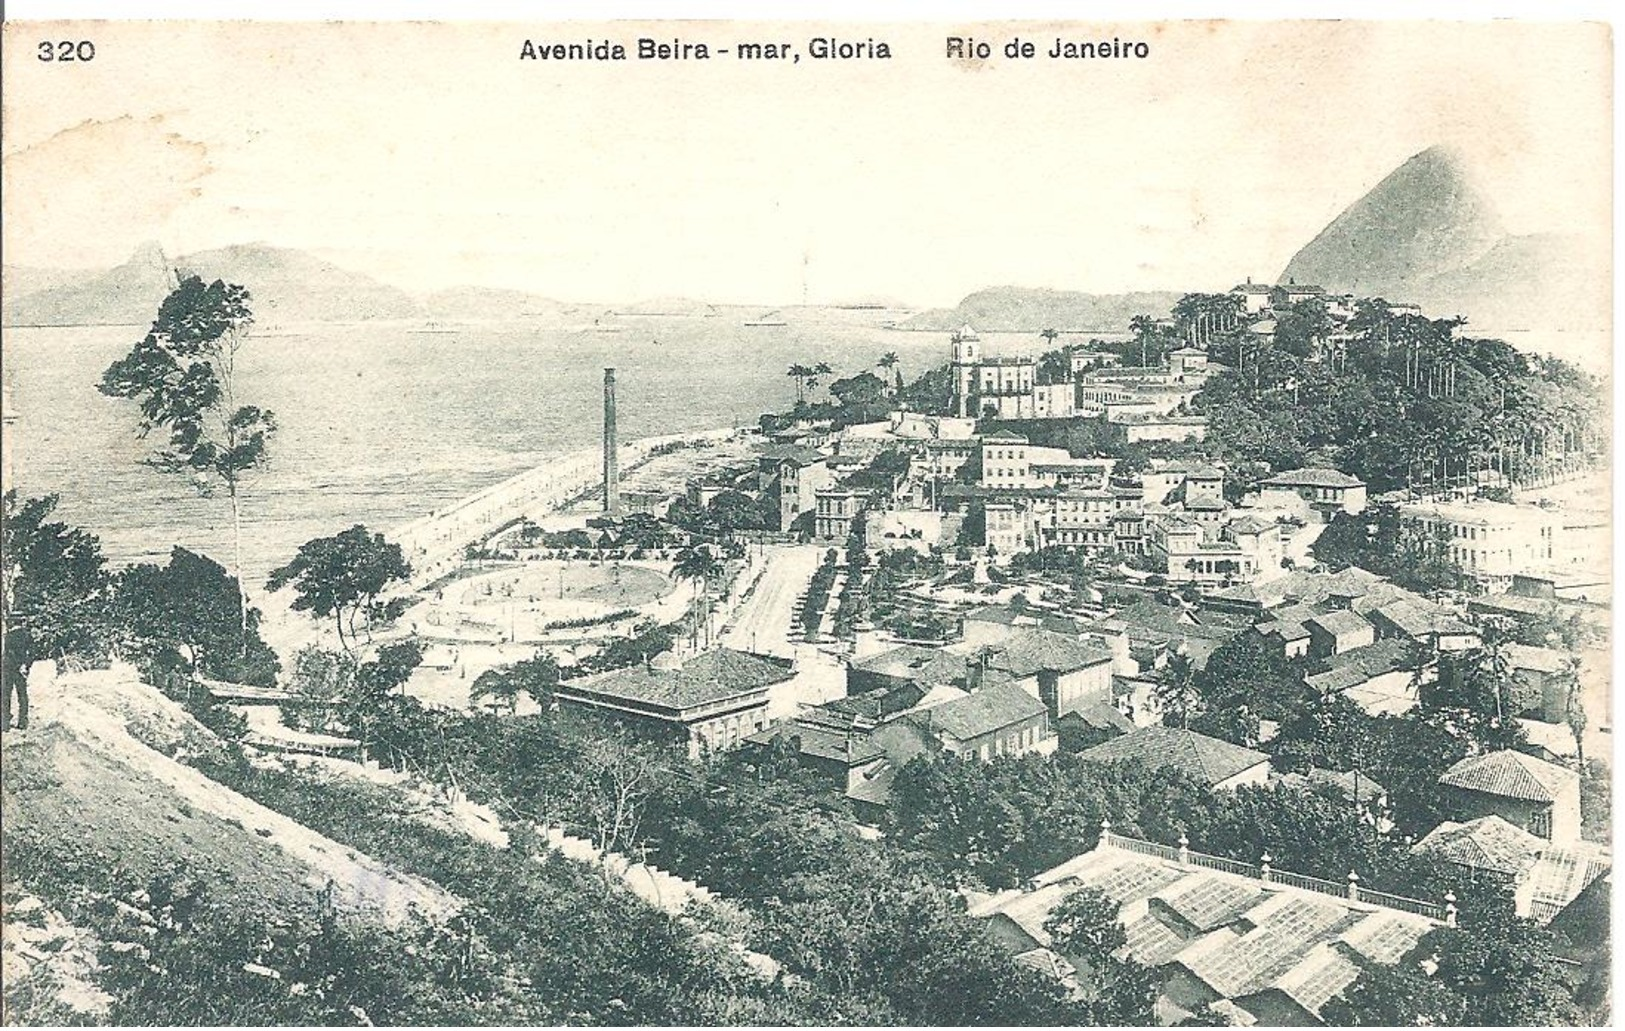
895,287,1182,334
5,150,1604,333
1280,145,1608,331
1,242,563,327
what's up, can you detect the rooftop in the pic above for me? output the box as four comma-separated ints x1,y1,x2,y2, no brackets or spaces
563,648,793,714
987,628,1114,678
850,644,968,689
1305,610,1373,638
744,720,887,766
918,682,1046,742
1439,750,1579,803
1412,816,1545,877
1261,468,1365,489
1080,726,1269,787
1304,639,1416,695
973,842,1435,1023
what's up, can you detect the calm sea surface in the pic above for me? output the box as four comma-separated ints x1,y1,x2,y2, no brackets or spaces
3,307,972,582
5,311,1604,585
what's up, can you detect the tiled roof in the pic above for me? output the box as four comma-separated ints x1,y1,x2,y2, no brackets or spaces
1261,468,1364,488
919,683,1045,742
988,628,1113,678
982,430,1029,443
850,644,967,688
744,721,886,766
1080,726,1269,787
1412,816,1545,877
1373,598,1476,638
1066,701,1136,734
1304,640,1415,694
1228,515,1276,535
1306,610,1373,638
564,648,792,713
1439,750,1579,803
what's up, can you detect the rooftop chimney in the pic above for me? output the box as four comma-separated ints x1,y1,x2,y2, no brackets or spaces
603,368,620,516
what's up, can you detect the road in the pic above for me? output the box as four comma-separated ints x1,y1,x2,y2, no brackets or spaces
717,544,846,719
719,545,822,659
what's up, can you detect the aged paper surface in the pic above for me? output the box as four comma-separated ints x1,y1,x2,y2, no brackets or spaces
0,18,1612,1027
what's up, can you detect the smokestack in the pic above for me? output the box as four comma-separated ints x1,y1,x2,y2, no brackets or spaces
603,368,620,516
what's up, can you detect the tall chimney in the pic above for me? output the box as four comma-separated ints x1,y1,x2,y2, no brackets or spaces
603,368,620,515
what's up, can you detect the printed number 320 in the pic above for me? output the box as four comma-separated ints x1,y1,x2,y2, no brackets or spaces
39,40,96,61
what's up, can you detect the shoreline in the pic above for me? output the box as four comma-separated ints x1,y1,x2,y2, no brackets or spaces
387,424,739,592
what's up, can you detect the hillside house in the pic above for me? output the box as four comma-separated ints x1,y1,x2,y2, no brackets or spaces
1438,750,1582,845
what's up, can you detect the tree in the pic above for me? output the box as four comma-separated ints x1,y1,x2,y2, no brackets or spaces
877,351,901,395
829,370,888,407
1,492,114,730
1043,888,1158,1025
266,525,411,651
99,274,277,653
1128,314,1160,367
470,649,560,714
1152,652,1201,728
1331,911,1583,1026
116,546,281,687
787,363,811,404
674,546,723,647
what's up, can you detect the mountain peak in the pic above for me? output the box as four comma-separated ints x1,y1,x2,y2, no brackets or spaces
1280,144,1503,297
1279,145,1605,330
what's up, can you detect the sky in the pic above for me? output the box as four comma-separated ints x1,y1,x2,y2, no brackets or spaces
1,19,1612,306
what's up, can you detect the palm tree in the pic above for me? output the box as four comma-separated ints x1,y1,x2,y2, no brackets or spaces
1040,328,1059,345
787,364,810,404
674,546,723,648
877,351,901,397
808,361,833,398
1129,314,1158,367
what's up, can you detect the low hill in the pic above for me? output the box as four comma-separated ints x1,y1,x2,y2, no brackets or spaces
3,242,420,327
1,666,457,927
895,286,1180,333
421,285,565,321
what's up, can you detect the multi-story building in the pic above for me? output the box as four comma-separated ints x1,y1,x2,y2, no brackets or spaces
950,327,1039,419
756,447,832,531
1397,498,1563,586
1257,468,1368,521
922,437,979,482
814,488,867,540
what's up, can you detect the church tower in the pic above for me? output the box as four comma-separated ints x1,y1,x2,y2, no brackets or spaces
950,325,981,417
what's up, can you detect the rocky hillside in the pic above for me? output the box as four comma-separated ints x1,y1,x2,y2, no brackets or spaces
1281,145,1607,331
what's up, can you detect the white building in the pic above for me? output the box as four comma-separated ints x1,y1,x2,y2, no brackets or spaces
1398,498,1563,585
